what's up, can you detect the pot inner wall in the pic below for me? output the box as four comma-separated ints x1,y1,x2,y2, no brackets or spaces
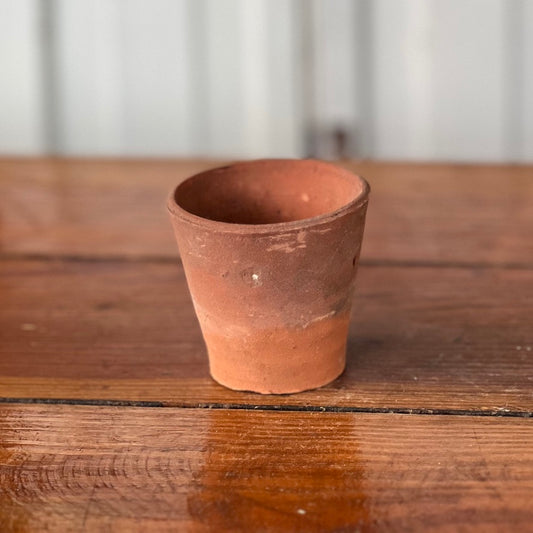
174,160,363,225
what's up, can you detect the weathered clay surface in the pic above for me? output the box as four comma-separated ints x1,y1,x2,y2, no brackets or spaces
168,159,370,394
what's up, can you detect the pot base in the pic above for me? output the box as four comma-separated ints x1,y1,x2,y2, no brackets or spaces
210,365,345,395
205,313,350,395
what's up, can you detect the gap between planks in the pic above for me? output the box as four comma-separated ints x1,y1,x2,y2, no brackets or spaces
0,397,531,418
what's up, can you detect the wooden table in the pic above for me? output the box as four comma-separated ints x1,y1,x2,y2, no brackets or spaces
1,158,532,532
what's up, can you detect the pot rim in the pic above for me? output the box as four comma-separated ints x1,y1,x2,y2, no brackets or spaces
167,158,370,234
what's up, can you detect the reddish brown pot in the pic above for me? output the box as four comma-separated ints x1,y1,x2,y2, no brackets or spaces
167,159,370,394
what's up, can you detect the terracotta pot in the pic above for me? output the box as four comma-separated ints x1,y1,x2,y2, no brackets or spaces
167,159,370,394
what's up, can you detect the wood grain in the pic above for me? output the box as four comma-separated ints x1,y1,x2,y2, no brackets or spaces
2,259,531,412
0,158,221,259
0,404,531,532
1,159,532,532
1,158,532,266
359,161,533,267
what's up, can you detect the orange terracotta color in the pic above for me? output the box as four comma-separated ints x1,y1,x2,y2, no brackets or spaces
168,159,370,394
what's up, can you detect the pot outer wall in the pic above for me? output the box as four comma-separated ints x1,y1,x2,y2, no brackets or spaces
169,202,369,394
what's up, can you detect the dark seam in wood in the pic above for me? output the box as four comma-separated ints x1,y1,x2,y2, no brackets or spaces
0,397,531,418
1,252,533,271
0,252,181,264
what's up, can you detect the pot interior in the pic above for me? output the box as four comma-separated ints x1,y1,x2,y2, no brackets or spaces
174,159,365,225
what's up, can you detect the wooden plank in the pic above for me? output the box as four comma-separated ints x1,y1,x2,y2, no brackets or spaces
360,161,533,266
1,259,531,412
1,159,532,265
0,158,221,257
0,404,531,532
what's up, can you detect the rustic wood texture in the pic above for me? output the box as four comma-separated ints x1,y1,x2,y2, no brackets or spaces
1,158,532,266
0,158,221,259
1,158,532,532
2,258,531,413
0,404,532,533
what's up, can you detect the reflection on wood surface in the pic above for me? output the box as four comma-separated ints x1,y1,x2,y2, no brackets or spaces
0,405,532,532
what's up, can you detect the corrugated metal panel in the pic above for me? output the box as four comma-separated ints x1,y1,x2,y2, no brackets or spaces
0,0,531,161
0,0,45,153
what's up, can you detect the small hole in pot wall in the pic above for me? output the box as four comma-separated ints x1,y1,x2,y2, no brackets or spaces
240,267,262,287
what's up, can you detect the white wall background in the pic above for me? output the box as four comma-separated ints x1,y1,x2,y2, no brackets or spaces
1,0,532,162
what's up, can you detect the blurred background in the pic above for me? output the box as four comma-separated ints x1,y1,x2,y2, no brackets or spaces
1,0,532,162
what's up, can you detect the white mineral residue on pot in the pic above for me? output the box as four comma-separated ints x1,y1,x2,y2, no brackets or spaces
310,227,332,234
301,310,336,329
240,267,263,287
266,231,307,253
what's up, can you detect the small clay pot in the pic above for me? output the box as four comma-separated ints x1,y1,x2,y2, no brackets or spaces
167,159,370,394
